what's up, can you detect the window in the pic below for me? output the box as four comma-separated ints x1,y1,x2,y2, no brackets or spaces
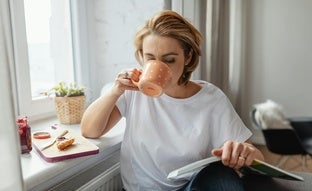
24,0,74,98
11,0,75,119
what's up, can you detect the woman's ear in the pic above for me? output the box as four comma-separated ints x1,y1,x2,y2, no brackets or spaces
185,50,193,65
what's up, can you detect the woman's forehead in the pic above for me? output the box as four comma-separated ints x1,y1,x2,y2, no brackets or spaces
142,35,183,55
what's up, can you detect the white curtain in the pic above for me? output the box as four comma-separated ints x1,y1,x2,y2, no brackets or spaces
201,0,245,114
0,0,25,190
172,0,245,113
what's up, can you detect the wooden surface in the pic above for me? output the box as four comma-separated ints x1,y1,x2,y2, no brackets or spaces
32,128,99,162
256,144,312,172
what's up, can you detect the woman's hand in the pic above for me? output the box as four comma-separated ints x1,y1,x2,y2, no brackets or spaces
211,140,264,169
112,68,141,96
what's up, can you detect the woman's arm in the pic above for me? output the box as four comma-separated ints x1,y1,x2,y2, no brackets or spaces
80,87,122,138
81,69,140,138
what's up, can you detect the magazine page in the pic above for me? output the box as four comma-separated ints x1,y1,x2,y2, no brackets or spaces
243,159,304,181
167,156,304,181
167,156,220,180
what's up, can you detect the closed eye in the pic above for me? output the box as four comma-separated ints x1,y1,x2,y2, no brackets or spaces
164,58,175,64
144,53,155,61
162,52,178,64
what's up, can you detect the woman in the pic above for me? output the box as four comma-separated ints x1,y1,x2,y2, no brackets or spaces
81,10,264,191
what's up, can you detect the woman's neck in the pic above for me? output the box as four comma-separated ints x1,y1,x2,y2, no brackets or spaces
165,81,202,99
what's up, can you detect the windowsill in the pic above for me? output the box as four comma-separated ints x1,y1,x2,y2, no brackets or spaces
21,117,125,191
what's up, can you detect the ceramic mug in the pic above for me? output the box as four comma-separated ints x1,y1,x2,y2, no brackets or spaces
132,60,172,97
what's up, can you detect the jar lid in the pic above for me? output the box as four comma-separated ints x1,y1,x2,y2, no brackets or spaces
33,132,51,139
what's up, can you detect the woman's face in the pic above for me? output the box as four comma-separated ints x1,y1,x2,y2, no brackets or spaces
142,34,190,87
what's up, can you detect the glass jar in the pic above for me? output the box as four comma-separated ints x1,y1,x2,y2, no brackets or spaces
17,116,32,154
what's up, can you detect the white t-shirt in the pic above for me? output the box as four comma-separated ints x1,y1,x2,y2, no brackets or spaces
116,80,252,191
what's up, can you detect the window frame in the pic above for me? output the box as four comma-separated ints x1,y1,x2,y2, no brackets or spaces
9,0,89,120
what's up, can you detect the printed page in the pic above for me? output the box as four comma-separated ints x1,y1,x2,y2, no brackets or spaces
167,156,220,179
167,157,304,181
244,159,304,181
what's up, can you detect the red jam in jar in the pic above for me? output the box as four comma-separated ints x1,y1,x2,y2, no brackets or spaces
17,116,32,154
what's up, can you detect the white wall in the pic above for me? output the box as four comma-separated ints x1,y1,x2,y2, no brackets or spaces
242,0,312,143
86,0,167,98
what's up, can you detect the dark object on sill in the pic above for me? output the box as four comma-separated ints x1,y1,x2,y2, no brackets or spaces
17,116,32,154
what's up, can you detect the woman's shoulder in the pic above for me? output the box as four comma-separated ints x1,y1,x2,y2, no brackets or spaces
191,80,232,105
192,80,223,94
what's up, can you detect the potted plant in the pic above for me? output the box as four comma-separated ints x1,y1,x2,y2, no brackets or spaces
48,82,88,125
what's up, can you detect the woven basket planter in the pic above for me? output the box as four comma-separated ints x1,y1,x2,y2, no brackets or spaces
54,95,86,125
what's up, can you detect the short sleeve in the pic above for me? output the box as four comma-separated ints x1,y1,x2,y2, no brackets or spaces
209,89,252,148
116,90,130,117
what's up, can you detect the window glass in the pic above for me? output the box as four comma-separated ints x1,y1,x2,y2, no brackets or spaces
24,0,74,98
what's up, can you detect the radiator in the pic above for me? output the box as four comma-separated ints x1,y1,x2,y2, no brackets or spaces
48,151,122,191
77,163,123,191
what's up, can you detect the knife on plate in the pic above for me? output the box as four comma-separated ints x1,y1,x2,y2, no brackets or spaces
40,130,68,151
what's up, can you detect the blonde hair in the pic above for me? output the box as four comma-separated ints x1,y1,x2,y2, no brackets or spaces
134,10,202,85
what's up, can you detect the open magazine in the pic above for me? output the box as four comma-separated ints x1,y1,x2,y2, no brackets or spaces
167,156,304,181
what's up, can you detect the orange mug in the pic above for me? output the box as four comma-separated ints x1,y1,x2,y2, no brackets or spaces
132,60,172,97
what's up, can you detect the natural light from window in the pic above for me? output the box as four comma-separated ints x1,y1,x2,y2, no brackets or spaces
24,0,74,99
